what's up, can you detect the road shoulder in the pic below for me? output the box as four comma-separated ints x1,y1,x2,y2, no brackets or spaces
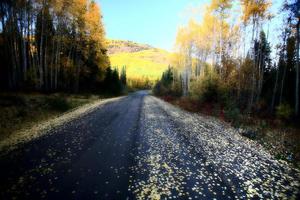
0,96,124,153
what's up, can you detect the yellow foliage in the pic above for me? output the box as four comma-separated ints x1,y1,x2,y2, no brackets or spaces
210,0,233,18
85,1,105,47
240,0,272,24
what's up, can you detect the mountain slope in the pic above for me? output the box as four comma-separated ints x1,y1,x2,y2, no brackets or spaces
107,40,171,80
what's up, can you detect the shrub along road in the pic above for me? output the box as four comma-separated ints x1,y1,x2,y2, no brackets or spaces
0,91,299,199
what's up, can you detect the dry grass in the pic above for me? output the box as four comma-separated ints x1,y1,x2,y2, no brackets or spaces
0,93,121,152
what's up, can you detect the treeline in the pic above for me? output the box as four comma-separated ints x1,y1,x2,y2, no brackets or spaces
154,0,299,120
127,76,153,90
0,0,124,94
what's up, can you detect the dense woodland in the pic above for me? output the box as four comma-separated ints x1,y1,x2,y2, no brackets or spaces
0,0,125,94
155,0,299,121
0,0,299,120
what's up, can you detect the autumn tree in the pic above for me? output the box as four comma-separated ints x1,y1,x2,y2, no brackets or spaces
240,0,271,112
175,22,194,96
0,0,111,93
209,0,232,69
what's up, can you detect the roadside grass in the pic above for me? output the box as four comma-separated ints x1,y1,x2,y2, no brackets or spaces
0,93,101,142
159,95,300,169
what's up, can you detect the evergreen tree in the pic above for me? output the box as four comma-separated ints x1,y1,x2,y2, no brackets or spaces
161,66,173,87
256,31,271,103
120,66,127,86
103,67,122,95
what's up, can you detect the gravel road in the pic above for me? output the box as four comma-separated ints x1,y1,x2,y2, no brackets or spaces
0,91,299,199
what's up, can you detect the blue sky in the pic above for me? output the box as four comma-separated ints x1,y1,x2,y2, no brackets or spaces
98,0,283,53
98,0,209,51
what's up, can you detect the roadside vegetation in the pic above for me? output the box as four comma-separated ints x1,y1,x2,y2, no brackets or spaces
154,66,300,168
0,93,101,141
0,0,129,143
153,0,300,167
126,77,153,92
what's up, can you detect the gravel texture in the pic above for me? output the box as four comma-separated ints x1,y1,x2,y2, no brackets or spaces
130,95,300,199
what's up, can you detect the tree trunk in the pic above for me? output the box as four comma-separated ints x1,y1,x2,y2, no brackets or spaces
50,38,55,90
248,68,256,113
279,28,288,105
271,63,279,112
39,2,45,90
248,18,258,113
256,42,264,104
279,62,287,105
74,46,80,93
22,5,27,82
44,35,48,91
54,41,61,90
295,19,299,116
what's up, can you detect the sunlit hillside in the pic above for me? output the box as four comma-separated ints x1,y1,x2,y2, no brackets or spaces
107,40,171,80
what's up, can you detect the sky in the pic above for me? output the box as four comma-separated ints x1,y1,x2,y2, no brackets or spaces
98,0,284,53
98,0,209,51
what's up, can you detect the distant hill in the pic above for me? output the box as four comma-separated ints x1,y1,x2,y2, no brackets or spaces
107,40,153,54
107,40,171,80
